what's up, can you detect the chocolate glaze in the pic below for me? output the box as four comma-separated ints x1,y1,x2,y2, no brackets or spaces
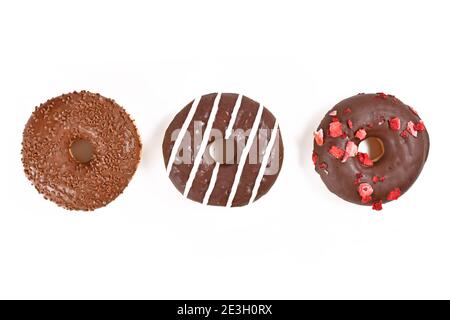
163,93,284,207
22,91,142,211
313,93,430,207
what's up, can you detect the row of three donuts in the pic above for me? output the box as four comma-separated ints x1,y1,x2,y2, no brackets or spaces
22,91,429,211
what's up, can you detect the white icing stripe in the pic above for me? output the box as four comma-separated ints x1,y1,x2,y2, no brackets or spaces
226,103,264,208
225,94,243,139
202,94,243,205
248,121,279,205
203,162,220,205
166,97,201,176
183,93,222,197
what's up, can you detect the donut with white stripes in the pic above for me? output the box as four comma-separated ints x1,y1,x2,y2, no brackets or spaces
163,93,284,207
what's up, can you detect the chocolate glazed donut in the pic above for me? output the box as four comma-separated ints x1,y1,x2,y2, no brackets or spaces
312,93,429,211
22,91,142,211
163,93,284,207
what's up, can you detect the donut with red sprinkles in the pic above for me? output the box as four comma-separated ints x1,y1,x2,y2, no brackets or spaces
312,93,430,211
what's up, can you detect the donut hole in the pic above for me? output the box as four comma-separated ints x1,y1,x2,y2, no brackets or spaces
359,137,385,162
70,139,94,164
209,138,239,165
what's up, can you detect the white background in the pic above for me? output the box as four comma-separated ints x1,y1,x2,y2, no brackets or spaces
0,0,449,300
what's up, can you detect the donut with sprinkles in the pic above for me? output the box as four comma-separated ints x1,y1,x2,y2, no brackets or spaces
22,91,142,211
312,93,430,211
